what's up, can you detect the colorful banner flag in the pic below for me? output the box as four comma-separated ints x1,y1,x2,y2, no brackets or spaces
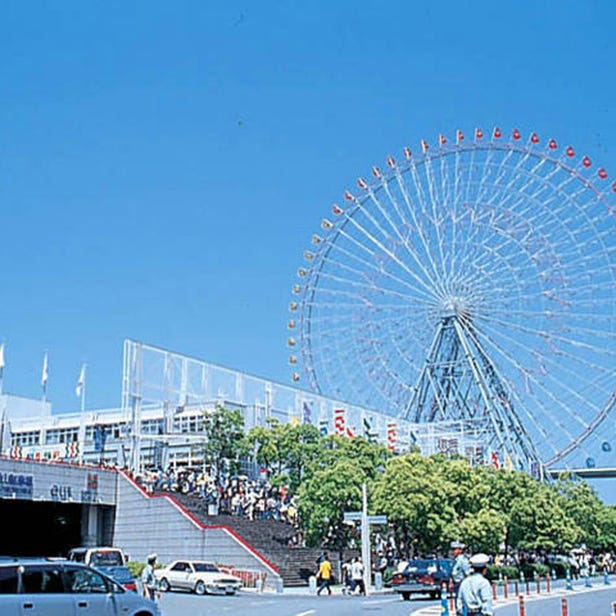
318,420,329,437
65,441,79,459
386,421,397,452
490,451,500,469
302,401,313,424
334,409,346,437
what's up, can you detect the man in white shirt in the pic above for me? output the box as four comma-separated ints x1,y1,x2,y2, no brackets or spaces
351,556,366,595
456,553,493,615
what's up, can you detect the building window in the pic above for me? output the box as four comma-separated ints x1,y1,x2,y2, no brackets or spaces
11,431,40,446
141,419,164,435
45,428,78,445
173,414,204,434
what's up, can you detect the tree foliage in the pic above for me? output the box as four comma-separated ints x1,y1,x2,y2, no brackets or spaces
235,418,616,555
199,404,247,481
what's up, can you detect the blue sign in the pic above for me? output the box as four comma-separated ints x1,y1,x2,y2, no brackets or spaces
0,472,33,499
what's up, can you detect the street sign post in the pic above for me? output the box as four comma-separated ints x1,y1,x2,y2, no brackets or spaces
343,485,388,595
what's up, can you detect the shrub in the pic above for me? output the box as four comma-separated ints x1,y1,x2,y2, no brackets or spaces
486,565,519,581
382,567,394,587
127,561,145,578
519,562,550,579
126,561,162,579
551,562,569,579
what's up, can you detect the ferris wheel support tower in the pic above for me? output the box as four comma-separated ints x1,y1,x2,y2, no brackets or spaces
405,311,542,472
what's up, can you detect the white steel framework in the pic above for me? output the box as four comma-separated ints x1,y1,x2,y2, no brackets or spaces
291,127,616,472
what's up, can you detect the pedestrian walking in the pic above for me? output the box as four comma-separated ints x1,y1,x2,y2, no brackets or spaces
316,552,333,596
341,559,353,595
456,553,493,615
141,553,160,601
351,556,366,595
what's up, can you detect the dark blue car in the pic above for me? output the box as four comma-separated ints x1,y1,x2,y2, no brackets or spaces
391,558,454,600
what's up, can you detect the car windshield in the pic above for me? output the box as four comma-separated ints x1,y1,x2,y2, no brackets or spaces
407,560,437,571
108,567,133,582
406,559,452,574
90,551,123,567
192,563,219,573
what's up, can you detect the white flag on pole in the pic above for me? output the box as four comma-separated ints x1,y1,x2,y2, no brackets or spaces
0,343,5,371
76,363,86,397
41,352,49,389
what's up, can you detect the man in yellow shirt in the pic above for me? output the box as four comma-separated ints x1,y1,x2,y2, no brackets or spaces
316,552,333,596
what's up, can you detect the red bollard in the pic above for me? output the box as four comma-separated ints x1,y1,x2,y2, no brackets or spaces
536,575,541,594
546,574,551,593
561,598,568,616
613,600,616,616
449,597,455,613
503,576,508,598
514,580,519,595
519,594,526,616
492,582,497,600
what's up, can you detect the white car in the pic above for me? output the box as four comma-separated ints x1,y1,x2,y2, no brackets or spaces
156,560,242,595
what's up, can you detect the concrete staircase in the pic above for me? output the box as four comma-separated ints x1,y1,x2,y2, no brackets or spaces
171,493,345,587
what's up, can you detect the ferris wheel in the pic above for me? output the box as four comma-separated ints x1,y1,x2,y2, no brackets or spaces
288,127,616,470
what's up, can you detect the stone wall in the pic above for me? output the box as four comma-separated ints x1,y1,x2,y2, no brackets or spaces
112,473,281,586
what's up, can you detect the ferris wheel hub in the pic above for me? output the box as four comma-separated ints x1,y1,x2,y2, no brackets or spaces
440,295,472,321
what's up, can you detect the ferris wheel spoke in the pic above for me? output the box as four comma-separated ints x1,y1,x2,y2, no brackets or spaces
319,227,439,301
359,184,446,294
316,252,436,305
421,155,453,283
335,206,443,300
405,161,451,282
476,317,614,419
476,314,616,381
471,322,591,447
460,320,560,458
387,168,447,293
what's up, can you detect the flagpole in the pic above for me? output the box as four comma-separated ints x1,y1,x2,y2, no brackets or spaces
0,400,6,455
42,351,48,403
76,363,86,465
76,363,87,413
0,343,5,396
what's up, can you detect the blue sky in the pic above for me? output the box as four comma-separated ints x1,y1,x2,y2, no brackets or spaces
0,0,614,419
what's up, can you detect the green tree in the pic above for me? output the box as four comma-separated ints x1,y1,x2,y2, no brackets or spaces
200,404,247,482
297,457,368,559
508,484,578,551
305,434,392,481
555,474,616,549
244,418,287,475
278,422,321,491
245,419,322,491
372,454,458,557
458,509,508,554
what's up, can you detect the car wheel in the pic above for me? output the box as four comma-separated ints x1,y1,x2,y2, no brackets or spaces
401,592,411,601
158,578,170,593
195,580,206,595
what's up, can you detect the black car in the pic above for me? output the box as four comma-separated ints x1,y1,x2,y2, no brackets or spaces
391,558,454,600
